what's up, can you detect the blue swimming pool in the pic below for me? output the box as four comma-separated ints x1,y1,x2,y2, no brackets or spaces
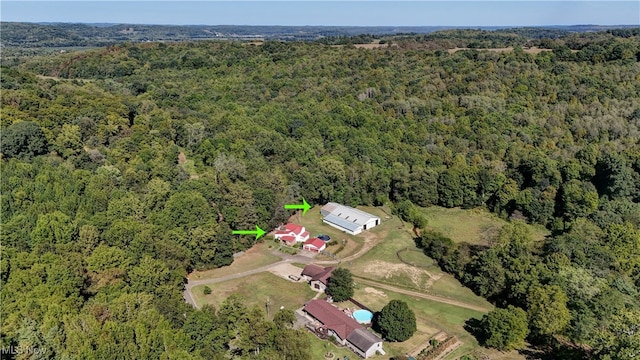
352,309,373,324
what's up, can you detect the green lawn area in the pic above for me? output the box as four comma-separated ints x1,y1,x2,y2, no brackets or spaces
306,332,361,360
419,206,549,244
192,272,316,317
189,241,281,280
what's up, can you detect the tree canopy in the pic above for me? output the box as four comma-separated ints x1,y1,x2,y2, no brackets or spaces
479,305,530,351
325,268,354,302
376,300,417,342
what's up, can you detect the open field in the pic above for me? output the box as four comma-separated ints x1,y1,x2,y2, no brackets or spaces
347,285,520,360
191,272,316,315
420,206,549,244
188,242,281,280
348,207,497,308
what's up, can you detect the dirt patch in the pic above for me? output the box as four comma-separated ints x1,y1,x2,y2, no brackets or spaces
178,152,187,164
362,260,434,289
425,273,443,288
364,287,387,297
268,262,305,280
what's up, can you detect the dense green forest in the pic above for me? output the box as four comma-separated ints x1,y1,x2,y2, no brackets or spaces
1,29,640,359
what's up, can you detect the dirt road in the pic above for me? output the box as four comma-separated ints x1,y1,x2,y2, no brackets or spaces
354,277,492,313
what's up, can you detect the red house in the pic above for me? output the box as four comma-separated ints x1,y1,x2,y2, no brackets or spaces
303,237,326,253
273,223,310,245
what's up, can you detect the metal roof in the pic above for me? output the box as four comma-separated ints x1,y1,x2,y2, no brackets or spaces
322,203,379,226
323,214,362,232
346,328,382,352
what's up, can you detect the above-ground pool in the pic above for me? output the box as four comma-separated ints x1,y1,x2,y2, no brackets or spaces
352,310,373,324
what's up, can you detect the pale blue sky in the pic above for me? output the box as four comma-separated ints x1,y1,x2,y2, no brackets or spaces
1,1,638,26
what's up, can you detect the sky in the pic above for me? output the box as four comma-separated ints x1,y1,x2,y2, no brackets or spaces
1,1,638,27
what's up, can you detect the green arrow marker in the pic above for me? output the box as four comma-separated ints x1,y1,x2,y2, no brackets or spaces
232,225,266,240
284,198,311,216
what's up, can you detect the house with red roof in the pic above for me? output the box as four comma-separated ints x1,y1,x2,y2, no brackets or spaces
303,299,384,358
273,223,309,245
303,237,326,253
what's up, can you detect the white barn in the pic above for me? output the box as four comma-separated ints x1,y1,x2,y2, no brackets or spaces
320,203,380,235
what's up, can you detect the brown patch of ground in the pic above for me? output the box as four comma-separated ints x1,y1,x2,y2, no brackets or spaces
268,262,305,280
364,287,387,297
361,260,434,289
178,152,187,164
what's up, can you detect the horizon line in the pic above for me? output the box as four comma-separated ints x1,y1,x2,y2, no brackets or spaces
4,21,638,27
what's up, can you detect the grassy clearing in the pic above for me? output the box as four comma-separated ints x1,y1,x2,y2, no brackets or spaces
192,272,316,316
419,206,549,244
189,241,281,280
348,215,439,292
420,206,505,245
347,206,493,309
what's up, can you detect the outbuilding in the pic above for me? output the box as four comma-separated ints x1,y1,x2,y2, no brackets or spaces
320,203,380,235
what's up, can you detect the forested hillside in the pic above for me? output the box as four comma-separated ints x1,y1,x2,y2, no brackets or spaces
1,30,639,358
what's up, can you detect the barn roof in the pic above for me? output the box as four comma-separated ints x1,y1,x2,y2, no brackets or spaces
322,203,379,226
323,214,362,232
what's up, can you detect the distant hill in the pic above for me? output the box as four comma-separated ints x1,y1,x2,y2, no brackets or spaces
1,22,638,48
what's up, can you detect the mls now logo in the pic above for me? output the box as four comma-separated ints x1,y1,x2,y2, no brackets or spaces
1,346,47,356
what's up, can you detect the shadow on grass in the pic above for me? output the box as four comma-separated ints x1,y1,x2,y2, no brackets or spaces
463,317,485,345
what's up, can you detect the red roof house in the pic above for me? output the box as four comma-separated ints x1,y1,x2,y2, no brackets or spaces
303,299,361,342
273,223,310,243
280,235,296,246
303,299,385,358
303,237,326,253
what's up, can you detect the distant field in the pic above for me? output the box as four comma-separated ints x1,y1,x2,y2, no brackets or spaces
192,272,316,315
419,206,549,245
447,46,553,54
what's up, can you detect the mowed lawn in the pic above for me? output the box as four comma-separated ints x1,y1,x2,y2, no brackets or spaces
419,206,549,244
192,272,317,316
188,241,281,280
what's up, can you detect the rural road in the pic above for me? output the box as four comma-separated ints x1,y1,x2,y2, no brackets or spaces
183,260,291,309
354,277,493,313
